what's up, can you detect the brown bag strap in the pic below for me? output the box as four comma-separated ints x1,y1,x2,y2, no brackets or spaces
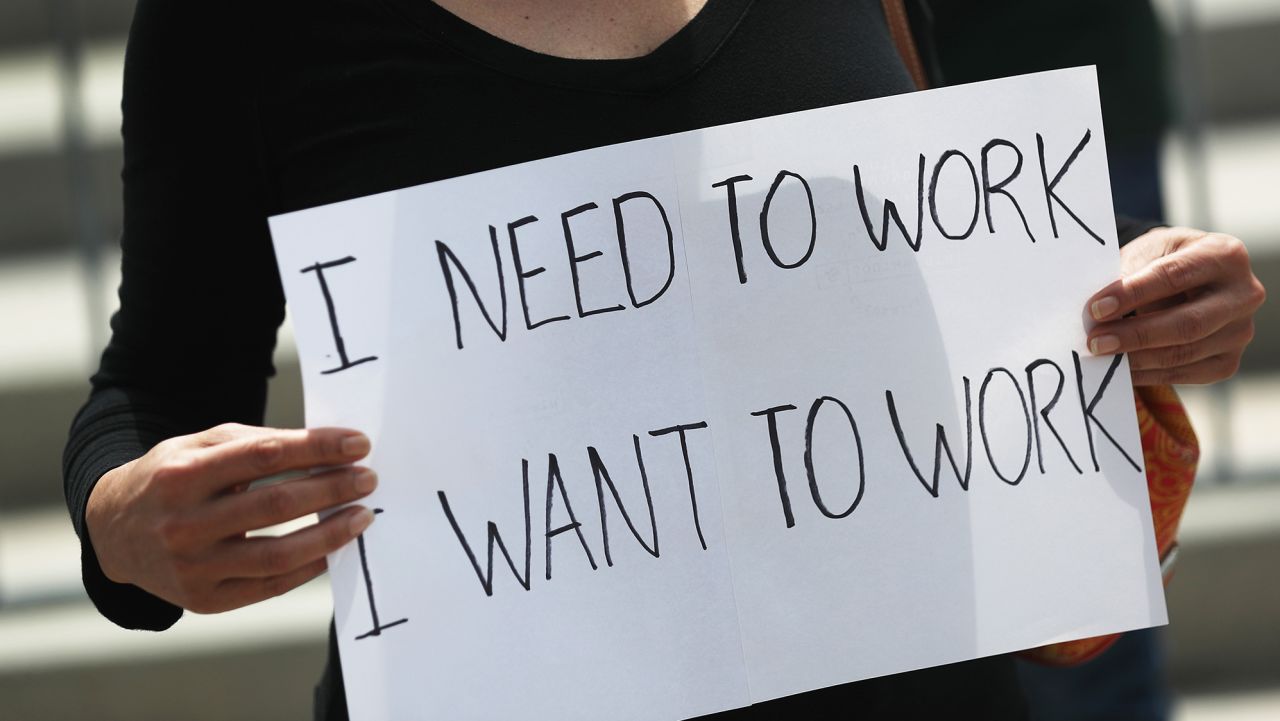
881,0,929,90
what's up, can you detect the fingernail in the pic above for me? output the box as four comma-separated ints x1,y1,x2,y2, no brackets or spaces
341,434,370,457
349,508,375,535
1091,296,1120,321
1090,335,1121,355
353,468,378,494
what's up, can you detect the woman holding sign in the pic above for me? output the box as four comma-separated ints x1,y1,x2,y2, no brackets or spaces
65,0,1263,719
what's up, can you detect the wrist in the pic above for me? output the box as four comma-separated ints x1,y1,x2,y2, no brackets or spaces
85,461,133,585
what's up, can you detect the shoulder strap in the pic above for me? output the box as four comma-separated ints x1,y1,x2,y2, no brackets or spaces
881,0,929,90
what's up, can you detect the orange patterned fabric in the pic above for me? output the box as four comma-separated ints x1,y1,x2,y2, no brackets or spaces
1017,385,1199,667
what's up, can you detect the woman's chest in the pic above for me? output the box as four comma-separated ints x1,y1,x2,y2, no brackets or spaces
253,0,910,216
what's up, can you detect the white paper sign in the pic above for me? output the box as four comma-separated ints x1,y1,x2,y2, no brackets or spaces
269,68,1166,721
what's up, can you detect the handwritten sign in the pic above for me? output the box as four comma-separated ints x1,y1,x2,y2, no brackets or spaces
269,68,1166,721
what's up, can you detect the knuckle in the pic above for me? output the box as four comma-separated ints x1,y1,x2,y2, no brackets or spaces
203,423,247,446
1162,344,1195,369
151,456,198,486
1249,277,1267,309
1126,278,1148,307
261,484,294,522
1176,308,1207,340
249,437,285,473
1127,351,1154,371
1154,257,1191,293
1170,227,1208,250
1132,324,1153,350
1135,371,1164,388
1213,233,1249,264
258,544,292,576
1131,370,1158,387
315,431,344,459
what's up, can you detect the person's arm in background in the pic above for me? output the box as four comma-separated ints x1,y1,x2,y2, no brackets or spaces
62,0,376,629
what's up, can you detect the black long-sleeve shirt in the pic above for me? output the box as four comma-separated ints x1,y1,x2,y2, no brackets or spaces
65,1,1160,717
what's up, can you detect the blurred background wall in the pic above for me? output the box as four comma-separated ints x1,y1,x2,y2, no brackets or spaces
0,0,1276,719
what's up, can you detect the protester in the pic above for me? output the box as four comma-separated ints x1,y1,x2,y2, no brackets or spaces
64,2,1264,718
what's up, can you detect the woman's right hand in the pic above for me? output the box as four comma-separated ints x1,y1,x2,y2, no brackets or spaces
85,423,378,614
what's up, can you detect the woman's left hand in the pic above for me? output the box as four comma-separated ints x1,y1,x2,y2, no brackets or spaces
1085,226,1266,386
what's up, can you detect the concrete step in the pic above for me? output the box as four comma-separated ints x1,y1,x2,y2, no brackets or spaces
1176,688,1280,721
1165,484,1280,691
0,38,123,257
0,641,326,721
0,580,331,721
0,146,122,258
1158,1,1280,124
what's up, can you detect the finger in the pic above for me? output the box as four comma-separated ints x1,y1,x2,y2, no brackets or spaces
189,428,371,495
1087,295,1234,355
1127,319,1255,371
1131,353,1241,387
212,504,374,579
1087,246,1224,322
198,558,329,614
190,467,378,543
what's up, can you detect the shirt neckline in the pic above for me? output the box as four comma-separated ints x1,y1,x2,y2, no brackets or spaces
377,0,757,95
